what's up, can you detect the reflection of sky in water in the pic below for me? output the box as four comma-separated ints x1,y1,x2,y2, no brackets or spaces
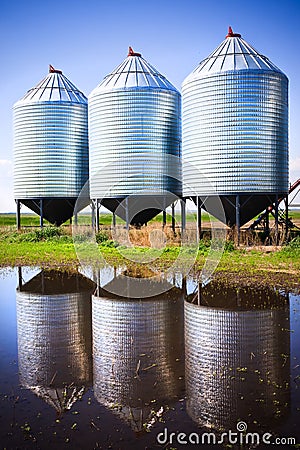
290,295,300,412
0,270,18,350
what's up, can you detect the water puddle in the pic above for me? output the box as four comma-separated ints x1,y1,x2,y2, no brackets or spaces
0,266,299,449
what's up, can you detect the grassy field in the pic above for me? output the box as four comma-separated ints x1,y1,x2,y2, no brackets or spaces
0,211,213,227
0,214,299,290
1,209,300,227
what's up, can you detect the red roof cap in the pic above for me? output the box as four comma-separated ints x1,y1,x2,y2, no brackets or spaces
128,46,142,57
49,64,63,74
226,26,241,38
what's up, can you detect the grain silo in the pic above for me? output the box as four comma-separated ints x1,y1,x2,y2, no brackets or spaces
185,283,290,431
92,277,184,432
13,66,89,227
182,28,289,231
88,47,181,226
16,270,94,415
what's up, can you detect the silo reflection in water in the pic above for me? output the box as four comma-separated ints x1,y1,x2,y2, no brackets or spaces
16,270,94,415
92,277,184,432
185,283,290,431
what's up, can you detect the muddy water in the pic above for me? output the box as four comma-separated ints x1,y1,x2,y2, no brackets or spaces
0,267,299,449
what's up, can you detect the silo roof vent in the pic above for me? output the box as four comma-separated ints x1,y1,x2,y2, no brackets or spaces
226,26,241,38
127,46,142,57
15,66,87,104
49,64,63,74
184,27,284,78
90,47,178,92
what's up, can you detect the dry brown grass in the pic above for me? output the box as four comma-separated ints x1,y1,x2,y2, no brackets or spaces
113,223,181,247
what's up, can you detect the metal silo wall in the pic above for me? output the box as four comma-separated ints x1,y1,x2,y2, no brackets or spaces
89,89,181,199
184,302,290,430
92,295,184,430
182,70,289,196
13,102,88,199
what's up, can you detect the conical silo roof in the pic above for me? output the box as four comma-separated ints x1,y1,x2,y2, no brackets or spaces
15,65,87,104
90,47,178,92
185,27,283,81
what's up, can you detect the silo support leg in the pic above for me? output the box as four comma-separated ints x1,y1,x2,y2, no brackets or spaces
74,212,78,226
197,282,201,305
96,200,100,233
125,197,129,230
112,211,116,228
182,275,187,295
285,195,289,242
91,201,95,230
274,194,279,245
41,270,45,294
40,199,43,228
162,210,167,229
171,203,175,233
96,268,101,297
181,199,186,236
16,200,21,230
196,196,202,242
265,208,269,234
18,266,22,290
235,195,240,246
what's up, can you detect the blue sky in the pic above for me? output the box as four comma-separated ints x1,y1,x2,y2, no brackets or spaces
0,0,299,212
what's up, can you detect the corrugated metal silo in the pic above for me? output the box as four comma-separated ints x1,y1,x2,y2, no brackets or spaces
182,28,289,226
185,284,290,430
13,66,89,226
89,48,181,226
16,270,94,414
92,278,184,431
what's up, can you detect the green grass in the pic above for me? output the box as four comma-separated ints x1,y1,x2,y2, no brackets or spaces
0,241,78,267
0,211,214,227
0,214,299,290
1,209,299,227
289,210,300,220
0,224,299,284
0,213,112,227
0,214,50,227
